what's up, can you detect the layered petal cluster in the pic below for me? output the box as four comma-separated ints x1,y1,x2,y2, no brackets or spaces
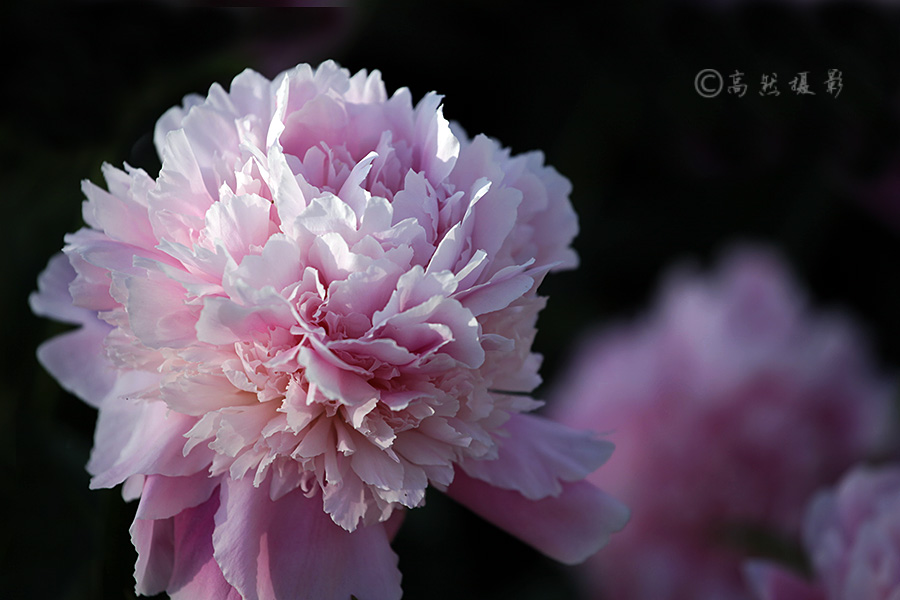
550,246,896,600
746,465,900,600
30,61,628,599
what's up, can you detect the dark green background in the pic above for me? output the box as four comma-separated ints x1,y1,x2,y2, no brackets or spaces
4,2,900,598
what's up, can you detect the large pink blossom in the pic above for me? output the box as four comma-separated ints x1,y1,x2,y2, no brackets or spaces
30,61,628,599
746,464,900,600
550,246,896,600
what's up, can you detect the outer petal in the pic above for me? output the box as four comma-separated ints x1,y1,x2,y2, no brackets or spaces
132,485,241,599
446,470,629,565
169,551,243,600
31,253,118,406
29,252,91,325
88,391,213,489
458,412,615,500
35,319,115,408
743,561,827,600
131,516,175,595
135,472,221,521
212,477,402,600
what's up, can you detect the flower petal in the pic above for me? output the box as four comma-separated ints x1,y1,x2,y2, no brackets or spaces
29,253,91,325
446,470,629,565
132,485,242,599
35,319,115,408
213,477,402,600
125,275,200,350
88,390,213,489
135,473,221,521
459,412,615,500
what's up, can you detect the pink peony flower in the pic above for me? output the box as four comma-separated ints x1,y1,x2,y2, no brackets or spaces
746,464,900,600
550,246,896,600
29,60,628,600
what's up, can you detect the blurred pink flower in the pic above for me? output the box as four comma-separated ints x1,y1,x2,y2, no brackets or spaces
550,246,896,600
30,61,628,600
746,464,900,600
